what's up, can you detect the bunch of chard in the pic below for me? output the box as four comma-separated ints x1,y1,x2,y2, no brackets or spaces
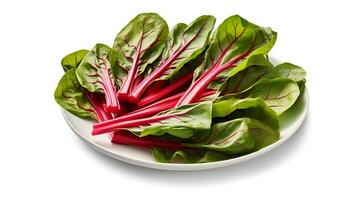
55,13,306,163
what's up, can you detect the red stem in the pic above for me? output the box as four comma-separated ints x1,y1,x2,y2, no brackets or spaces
176,48,255,106
111,132,184,151
117,34,143,101
85,92,111,121
97,67,121,113
94,99,177,131
137,72,193,107
85,92,115,138
92,113,177,135
129,34,200,102
93,89,213,132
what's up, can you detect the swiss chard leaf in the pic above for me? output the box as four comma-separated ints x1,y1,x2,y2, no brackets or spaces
247,78,300,115
212,98,279,131
176,15,277,106
76,44,120,113
92,102,213,139
152,116,279,163
61,49,89,72
220,55,278,96
129,16,216,101
112,13,169,97
275,62,306,83
195,15,276,78
54,69,96,120
158,16,216,80
200,54,278,101
186,118,279,154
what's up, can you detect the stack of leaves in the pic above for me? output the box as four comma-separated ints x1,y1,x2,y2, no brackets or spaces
54,13,306,163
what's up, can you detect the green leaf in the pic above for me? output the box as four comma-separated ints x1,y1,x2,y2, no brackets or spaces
186,118,279,154
76,44,120,113
128,16,215,101
275,62,306,83
61,49,89,72
54,69,96,119
111,13,169,87
220,55,278,95
212,98,279,131
176,15,277,106
158,16,216,80
195,15,277,79
248,78,300,115
127,101,213,139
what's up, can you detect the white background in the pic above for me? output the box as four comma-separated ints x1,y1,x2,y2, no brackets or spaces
0,0,356,199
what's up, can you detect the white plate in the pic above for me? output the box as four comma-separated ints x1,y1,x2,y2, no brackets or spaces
62,89,308,171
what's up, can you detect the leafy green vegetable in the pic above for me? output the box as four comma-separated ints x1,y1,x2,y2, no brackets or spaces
112,13,169,98
151,116,279,163
220,55,278,96
129,16,216,101
54,69,96,119
275,62,306,83
55,13,307,164
92,101,213,139
186,118,279,154
176,15,277,106
247,78,300,115
76,44,120,113
61,49,89,72
212,98,279,131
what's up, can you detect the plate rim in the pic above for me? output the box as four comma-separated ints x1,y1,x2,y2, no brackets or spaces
62,89,309,171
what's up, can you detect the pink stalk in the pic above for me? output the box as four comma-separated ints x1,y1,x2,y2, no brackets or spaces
94,90,213,132
137,72,193,107
92,113,178,135
96,66,121,114
129,34,200,102
176,45,255,106
85,92,115,138
111,131,184,151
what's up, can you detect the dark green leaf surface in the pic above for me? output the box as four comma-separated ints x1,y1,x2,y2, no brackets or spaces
220,55,278,95
212,98,279,131
186,118,279,154
275,62,306,83
248,78,300,115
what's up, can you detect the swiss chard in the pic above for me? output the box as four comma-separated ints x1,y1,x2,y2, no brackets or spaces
219,55,278,96
176,15,277,106
275,62,306,83
246,78,300,115
111,13,169,101
76,44,120,113
54,69,111,121
92,101,213,139
55,13,307,164
212,98,279,131
186,118,279,154
129,16,216,102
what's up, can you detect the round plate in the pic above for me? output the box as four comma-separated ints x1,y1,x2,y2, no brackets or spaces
62,89,308,171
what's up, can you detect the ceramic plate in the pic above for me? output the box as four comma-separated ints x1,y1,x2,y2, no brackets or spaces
62,89,308,171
